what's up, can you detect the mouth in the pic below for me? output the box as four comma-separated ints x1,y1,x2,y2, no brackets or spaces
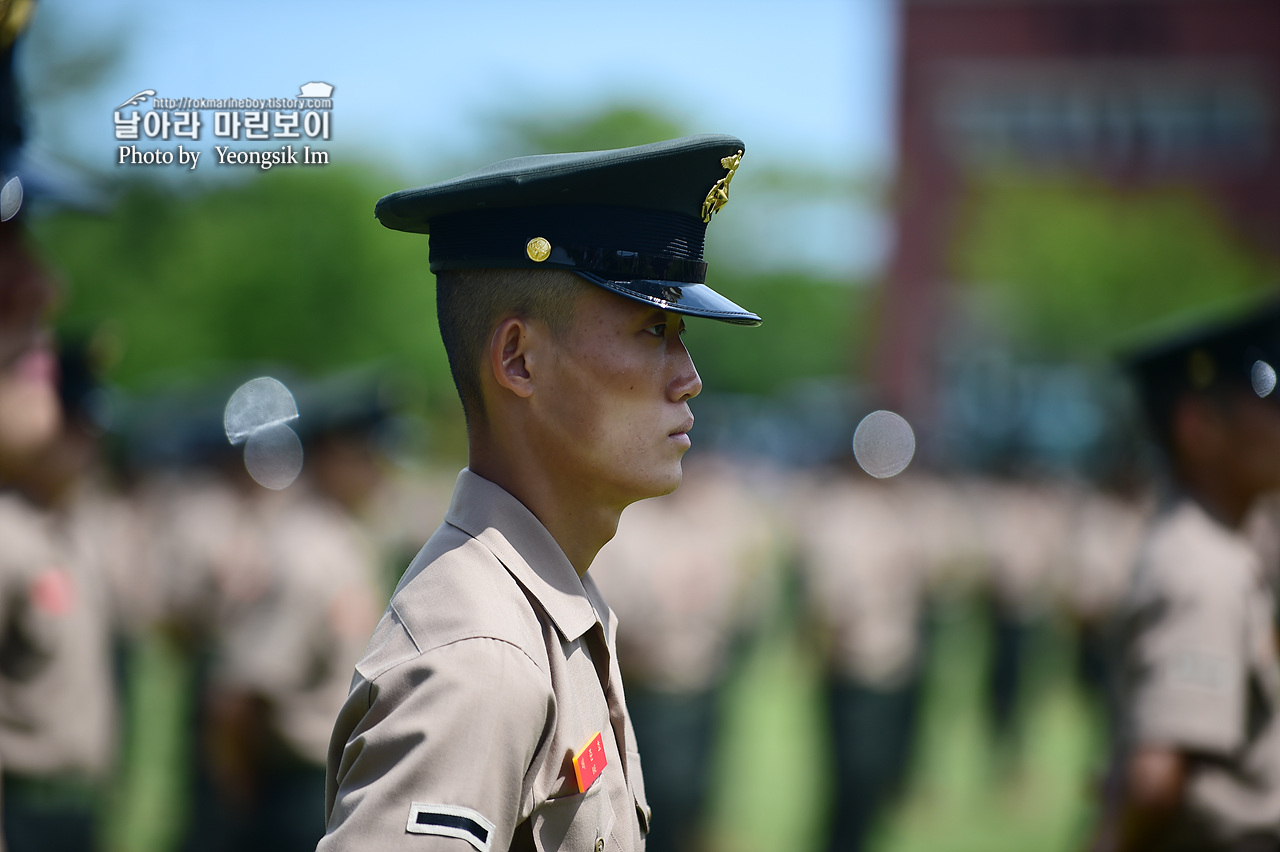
669,416,694,444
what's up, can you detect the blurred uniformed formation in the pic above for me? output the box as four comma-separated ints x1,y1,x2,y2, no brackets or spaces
788,465,951,852
758,446,1150,849
117,369,392,852
0,3,126,849
590,435,1157,852
592,454,785,852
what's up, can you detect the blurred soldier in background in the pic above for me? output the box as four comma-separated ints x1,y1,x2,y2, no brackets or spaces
132,371,386,852
791,462,943,852
968,475,1072,780
1089,299,1280,852
0,4,121,849
195,374,385,852
1055,481,1149,753
591,453,782,852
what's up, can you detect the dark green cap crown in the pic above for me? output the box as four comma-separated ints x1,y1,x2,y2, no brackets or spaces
375,134,760,325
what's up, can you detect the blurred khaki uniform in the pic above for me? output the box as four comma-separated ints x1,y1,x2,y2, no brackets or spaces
1245,492,1280,612
139,470,270,643
0,491,117,847
65,479,162,640
791,471,945,852
793,473,940,688
1115,497,1280,850
969,478,1071,625
0,491,116,778
139,467,383,852
214,485,382,767
1058,486,1148,741
968,478,1073,764
1059,488,1148,631
322,469,650,852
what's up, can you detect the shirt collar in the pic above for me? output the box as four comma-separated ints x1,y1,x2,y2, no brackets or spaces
443,468,601,642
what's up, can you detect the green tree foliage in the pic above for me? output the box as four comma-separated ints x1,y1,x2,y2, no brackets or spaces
952,171,1280,359
35,165,451,397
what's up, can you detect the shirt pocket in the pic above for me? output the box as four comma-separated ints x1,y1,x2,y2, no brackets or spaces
531,783,615,852
627,749,651,836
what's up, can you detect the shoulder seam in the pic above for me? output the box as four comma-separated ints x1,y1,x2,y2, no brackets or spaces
367,634,546,684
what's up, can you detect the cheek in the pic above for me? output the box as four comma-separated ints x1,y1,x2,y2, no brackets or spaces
1238,407,1280,477
561,357,657,449
0,377,61,458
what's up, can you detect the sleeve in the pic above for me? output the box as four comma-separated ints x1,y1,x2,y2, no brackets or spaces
1125,565,1249,756
320,630,552,852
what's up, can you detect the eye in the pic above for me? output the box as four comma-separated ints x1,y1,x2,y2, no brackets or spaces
644,323,666,338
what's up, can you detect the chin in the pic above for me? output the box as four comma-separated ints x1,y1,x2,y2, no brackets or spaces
626,464,684,503
652,462,686,498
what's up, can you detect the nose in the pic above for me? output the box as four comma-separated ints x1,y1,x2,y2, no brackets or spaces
668,337,702,403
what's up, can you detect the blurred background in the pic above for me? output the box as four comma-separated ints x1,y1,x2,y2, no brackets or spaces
5,0,1280,851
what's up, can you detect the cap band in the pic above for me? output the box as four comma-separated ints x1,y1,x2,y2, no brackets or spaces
428,204,708,281
433,241,708,284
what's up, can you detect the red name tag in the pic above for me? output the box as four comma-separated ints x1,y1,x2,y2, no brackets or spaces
573,731,606,793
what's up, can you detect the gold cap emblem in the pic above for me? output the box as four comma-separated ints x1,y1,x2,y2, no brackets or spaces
701,150,743,223
526,237,551,262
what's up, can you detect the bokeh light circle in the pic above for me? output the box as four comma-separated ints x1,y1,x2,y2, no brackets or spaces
852,410,916,478
1,176,22,222
1252,360,1276,398
243,422,304,490
224,376,299,446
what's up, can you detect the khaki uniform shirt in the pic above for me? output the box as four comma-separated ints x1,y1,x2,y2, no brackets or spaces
0,491,116,780
215,486,383,765
322,469,650,852
969,478,1071,621
1117,497,1280,849
792,475,931,689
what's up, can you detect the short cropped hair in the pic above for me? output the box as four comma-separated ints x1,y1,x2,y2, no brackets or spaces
435,267,584,429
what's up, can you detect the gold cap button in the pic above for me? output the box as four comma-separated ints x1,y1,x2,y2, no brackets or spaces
526,237,551,263
595,838,605,852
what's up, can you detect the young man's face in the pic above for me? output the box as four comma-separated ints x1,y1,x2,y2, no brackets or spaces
1222,388,1280,500
532,283,703,508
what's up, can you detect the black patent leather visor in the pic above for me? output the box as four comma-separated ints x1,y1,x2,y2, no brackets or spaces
575,271,762,326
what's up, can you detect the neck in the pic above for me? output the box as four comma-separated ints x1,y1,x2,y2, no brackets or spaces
469,431,622,578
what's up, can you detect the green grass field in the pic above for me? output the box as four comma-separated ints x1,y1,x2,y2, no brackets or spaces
101,594,1106,852
705,597,1106,852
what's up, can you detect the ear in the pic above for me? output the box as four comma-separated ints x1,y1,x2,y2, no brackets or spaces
487,316,536,399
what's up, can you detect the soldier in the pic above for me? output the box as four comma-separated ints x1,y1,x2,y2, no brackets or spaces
188,374,386,852
321,135,760,851
119,372,384,852
792,463,943,852
0,6,120,849
968,475,1073,776
1088,298,1280,852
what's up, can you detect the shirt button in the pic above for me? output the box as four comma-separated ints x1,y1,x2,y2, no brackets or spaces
595,838,605,852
